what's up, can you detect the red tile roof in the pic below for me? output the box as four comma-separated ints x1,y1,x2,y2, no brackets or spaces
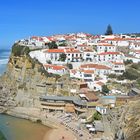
98,43,115,46
84,92,98,101
66,49,81,53
81,64,111,70
46,49,65,53
96,81,104,86
44,64,66,70
82,70,94,74
112,62,124,65
99,52,120,55
31,36,44,41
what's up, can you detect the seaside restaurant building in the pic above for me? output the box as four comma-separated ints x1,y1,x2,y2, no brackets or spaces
40,96,87,114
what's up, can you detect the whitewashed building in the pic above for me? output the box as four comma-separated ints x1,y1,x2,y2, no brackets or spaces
129,42,140,50
80,64,112,77
97,43,116,53
44,64,68,75
97,52,124,62
111,62,125,75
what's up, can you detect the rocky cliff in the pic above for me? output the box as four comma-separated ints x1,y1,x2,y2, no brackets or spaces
0,43,71,113
104,97,140,140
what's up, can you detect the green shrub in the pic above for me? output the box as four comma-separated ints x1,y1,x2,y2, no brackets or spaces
123,69,139,80
47,60,52,64
108,74,117,78
124,60,133,65
59,53,66,61
102,85,110,93
12,43,30,56
131,63,140,70
67,63,73,69
47,41,58,49
93,112,102,120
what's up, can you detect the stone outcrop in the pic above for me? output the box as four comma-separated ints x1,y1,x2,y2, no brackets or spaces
104,98,140,140
0,44,71,113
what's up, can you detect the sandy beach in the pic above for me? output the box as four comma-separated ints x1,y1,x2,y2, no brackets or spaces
43,125,77,140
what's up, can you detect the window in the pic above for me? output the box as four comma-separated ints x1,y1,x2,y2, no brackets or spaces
84,74,92,77
86,53,90,56
76,54,78,57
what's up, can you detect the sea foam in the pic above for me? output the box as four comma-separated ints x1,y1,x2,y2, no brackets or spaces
0,59,9,65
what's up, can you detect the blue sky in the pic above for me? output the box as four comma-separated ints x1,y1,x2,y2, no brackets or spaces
0,0,140,49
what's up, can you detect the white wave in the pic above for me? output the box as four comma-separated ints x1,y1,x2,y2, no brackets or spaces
0,51,10,57
0,59,9,65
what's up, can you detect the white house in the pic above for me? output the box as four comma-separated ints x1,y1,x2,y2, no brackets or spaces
70,69,83,79
30,36,45,47
70,69,94,80
80,64,112,77
44,49,65,61
111,62,125,75
44,64,68,75
97,52,124,62
93,81,105,92
29,50,46,64
105,38,129,47
75,37,88,46
44,48,83,63
129,50,140,59
83,49,96,62
70,69,95,89
65,48,83,62
96,106,107,115
96,43,116,53
129,42,140,50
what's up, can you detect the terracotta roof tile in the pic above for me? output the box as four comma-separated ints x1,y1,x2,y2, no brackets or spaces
45,49,65,53
99,52,120,55
44,64,66,70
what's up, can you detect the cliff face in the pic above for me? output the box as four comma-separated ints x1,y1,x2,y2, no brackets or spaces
119,99,140,140
0,54,47,110
0,44,70,112
105,98,140,140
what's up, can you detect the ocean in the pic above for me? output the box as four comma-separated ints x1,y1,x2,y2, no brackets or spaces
0,49,11,75
0,49,50,140
0,114,50,140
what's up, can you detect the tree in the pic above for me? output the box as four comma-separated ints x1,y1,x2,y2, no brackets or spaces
105,24,113,35
102,85,109,93
124,60,133,65
67,63,73,69
59,53,66,61
47,41,58,49
93,112,102,120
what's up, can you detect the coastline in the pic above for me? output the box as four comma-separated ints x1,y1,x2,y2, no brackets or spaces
43,125,77,140
4,107,77,140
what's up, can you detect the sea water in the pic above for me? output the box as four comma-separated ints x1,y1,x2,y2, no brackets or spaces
0,49,10,75
0,114,50,140
0,50,50,140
